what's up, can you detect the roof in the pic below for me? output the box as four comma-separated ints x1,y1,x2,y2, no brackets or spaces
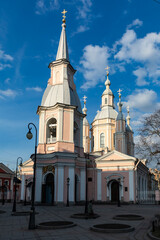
94,106,118,121
56,22,69,61
0,163,14,175
95,150,136,162
41,84,82,113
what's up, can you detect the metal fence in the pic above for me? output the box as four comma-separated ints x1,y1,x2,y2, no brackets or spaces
137,190,156,204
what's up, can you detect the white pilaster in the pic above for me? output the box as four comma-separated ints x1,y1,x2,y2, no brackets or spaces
57,108,63,141
80,118,83,147
80,168,85,200
20,174,25,200
69,167,74,202
129,170,134,201
97,170,102,200
57,166,64,202
35,167,42,202
70,110,74,142
39,111,45,144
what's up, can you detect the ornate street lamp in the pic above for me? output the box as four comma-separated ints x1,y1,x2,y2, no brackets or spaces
26,123,37,230
66,177,70,207
12,157,23,212
24,179,28,206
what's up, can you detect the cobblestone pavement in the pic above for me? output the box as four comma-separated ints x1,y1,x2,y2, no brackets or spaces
0,202,158,240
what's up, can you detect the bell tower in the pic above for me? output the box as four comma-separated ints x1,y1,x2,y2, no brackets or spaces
37,10,84,156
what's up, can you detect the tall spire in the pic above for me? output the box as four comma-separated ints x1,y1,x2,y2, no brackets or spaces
56,9,69,61
82,95,87,114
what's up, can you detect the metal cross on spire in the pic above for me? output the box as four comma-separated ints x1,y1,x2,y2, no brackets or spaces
61,9,67,22
117,88,122,97
105,66,110,76
127,106,130,113
83,95,87,104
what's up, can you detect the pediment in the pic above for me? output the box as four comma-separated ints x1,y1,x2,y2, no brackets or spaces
0,163,14,175
95,150,136,162
22,158,33,167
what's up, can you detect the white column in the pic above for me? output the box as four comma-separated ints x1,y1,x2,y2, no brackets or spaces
39,111,45,144
20,174,25,200
120,178,124,199
57,108,63,141
70,110,74,142
129,170,134,201
80,168,85,200
95,126,99,151
80,118,83,147
69,167,75,202
57,166,64,202
35,167,42,202
97,170,102,201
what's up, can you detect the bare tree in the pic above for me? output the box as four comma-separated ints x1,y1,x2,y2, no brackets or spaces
135,109,160,165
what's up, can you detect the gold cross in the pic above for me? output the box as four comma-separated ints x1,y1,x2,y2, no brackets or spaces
127,106,130,113
62,9,67,19
83,95,87,103
105,66,110,75
117,88,122,97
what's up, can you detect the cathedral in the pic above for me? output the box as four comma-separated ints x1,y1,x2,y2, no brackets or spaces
20,11,149,205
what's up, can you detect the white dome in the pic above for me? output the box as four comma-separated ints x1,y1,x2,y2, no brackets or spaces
94,106,118,121
41,84,82,113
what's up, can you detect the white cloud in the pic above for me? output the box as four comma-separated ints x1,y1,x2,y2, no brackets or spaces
26,87,43,92
114,28,160,85
124,89,158,112
77,0,92,19
0,49,13,71
80,45,110,90
0,63,12,71
127,19,143,29
133,67,149,86
0,49,13,61
35,0,59,15
72,25,89,36
4,78,10,84
0,89,18,99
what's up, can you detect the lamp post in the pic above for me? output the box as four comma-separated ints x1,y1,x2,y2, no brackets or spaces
12,157,23,212
85,153,89,214
26,122,37,230
24,179,28,206
66,177,70,207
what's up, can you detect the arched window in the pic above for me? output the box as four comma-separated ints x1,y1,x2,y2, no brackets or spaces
100,133,105,148
105,98,107,104
46,118,57,143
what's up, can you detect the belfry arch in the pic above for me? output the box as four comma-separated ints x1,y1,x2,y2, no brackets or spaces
46,118,57,144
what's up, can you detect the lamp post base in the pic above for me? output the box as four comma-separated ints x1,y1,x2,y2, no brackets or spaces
28,209,36,229
12,200,16,212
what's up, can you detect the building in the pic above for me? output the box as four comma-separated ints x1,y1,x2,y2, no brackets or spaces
20,11,151,205
0,163,15,202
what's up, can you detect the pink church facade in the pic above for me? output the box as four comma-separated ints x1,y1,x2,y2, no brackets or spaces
20,12,153,205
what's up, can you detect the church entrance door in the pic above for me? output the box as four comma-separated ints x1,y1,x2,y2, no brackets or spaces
111,181,119,202
44,173,54,204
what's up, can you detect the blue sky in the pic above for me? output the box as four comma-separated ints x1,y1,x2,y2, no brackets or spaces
1,0,160,170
